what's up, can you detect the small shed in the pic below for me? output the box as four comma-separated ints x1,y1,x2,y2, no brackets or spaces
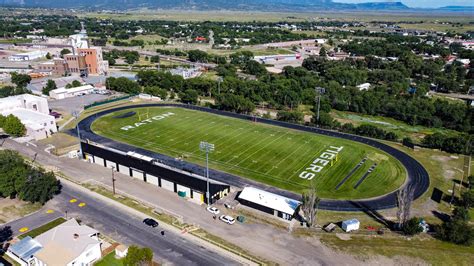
342,219,360,232
115,244,128,258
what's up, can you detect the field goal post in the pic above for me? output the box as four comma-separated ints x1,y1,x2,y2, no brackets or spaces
137,108,150,121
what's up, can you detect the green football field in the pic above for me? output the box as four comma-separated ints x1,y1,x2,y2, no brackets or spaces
91,107,406,199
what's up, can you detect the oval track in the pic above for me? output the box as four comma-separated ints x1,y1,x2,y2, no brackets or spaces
78,103,430,211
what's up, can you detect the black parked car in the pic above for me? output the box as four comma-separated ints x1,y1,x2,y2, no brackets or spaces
143,218,159,228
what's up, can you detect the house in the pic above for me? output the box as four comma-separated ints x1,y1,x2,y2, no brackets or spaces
49,84,95,100
6,219,102,266
0,94,57,140
237,186,301,221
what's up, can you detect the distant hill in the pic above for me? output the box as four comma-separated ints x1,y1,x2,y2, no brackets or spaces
436,5,474,12
0,0,412,11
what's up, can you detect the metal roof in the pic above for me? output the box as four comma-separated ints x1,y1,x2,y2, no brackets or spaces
8,236,43,260
238,187,301,215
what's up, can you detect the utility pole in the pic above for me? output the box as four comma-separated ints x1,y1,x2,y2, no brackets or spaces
199,141,215,206
111,166,116,195
315,87,326,127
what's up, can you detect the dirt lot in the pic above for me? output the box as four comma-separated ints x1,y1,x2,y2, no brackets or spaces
0,198,41,224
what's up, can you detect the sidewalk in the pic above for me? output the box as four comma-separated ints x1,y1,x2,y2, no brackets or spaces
4,139,360,265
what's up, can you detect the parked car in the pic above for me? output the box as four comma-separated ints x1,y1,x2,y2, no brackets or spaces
206,206,220,215
219,215,235,225
143,218,159,228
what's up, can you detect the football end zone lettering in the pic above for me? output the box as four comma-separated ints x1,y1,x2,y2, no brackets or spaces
299,146,344,180
121,112,175,131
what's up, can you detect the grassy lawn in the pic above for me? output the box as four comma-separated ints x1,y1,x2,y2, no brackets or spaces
331,110,459,142
0,254,20,266
18,218,66,239
92,106,405,199
95,251,123,266
320,233,474,266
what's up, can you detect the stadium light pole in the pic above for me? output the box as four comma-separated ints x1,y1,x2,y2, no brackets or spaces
72,110,82,159
217,77,223,95
200,141,214,206
315,87,326,127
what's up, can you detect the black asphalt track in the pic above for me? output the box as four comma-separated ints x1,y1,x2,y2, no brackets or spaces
77,103,430,211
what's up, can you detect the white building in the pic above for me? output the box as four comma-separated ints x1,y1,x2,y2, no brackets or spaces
0,94,57,140
7,219,102,266
49,84,95,99
356,83,371,91
169,67,202,79
8,50,48,61
237,187,301,221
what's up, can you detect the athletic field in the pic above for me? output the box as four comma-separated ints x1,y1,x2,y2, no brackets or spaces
91,107,406,199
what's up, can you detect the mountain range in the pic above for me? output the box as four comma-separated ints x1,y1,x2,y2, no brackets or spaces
0,0,471,12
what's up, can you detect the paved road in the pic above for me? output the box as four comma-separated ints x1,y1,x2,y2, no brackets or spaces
4,183,238,266
77,103,430,212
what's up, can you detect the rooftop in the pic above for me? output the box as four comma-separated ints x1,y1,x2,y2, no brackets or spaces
238,187,301,215
8,236,43,261
34,219,99,265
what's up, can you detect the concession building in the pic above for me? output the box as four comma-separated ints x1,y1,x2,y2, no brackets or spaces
237,186,301,221
81,142,230,204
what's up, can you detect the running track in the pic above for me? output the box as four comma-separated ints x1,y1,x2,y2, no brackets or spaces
77,103,430,211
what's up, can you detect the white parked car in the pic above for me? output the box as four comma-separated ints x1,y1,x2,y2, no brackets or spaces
206,206,220,215
219,215,235,225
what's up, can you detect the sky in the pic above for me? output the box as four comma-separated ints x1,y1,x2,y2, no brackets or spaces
333,0,474,8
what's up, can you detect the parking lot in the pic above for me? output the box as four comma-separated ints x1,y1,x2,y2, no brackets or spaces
48,94,111,114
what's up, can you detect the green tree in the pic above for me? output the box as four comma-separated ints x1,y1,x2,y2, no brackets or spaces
45,52,52,59
402,217,423,236
18,171,60,204
319,46,327,57
106,77,141,94
150,55,160,63
10,73,31,88
42,79,57,96
188,50,209,63
0,150,28,198
179,89,199,105
123,246,153,266
0,150,60,204
243,60,267,77
276,110,304,123
60,48,71,58
65,80,82,89
3,114,26,137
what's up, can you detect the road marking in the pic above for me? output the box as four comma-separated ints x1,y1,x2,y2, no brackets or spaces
69,198,77,203
19,227,29,233
78,202,86,207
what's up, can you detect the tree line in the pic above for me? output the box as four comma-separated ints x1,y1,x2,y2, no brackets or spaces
0,150,61,204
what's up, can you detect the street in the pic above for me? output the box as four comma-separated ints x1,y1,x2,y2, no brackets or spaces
4,182,239,265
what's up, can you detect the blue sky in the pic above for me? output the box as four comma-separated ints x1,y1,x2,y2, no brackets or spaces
333,0,474,8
